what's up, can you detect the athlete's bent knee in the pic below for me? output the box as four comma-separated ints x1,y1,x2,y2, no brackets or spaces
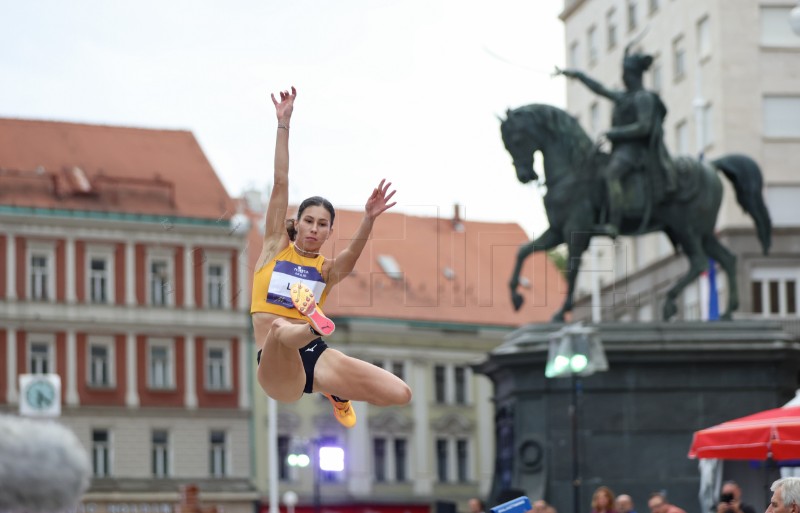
393,383,412,406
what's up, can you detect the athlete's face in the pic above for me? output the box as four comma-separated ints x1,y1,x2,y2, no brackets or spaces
295,205,333,251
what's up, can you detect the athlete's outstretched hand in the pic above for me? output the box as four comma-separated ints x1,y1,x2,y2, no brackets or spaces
365,179,397,220
271,86,297,123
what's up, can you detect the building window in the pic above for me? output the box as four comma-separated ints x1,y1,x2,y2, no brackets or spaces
590,102,600,137
648,0,659,14
651,56,662,92
587,25,598,65
150,260,170,306
752,279,798,315
675,120,688,155
148,340,174,389
672,35,686,80
29,341,52,374
702,103,714,148
697,16,711,59
92,429,111,477
457,439,469,482
454,366,468,404
207,263,225,309
436,439,449,482
206,341,230,391
152,430,169,477
569,41,580,68
373,436,408,483
278,435,290,481
434,365,446,403
394,438,407,482
210,431,227,477
606,9,617,50
88,338,114,387
627,0,638,32
763,97,800,138
766,185,800,227
373,438,387,482
30,254,49,300
89,257,109,303
391,361,405,381
760,6,800,48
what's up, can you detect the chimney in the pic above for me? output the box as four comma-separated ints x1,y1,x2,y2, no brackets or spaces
452,204,465,232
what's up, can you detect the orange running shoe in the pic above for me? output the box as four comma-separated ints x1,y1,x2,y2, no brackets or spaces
323,393,357,428
290,283,335,336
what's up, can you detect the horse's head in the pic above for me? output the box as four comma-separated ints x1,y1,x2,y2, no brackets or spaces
500,107,541,184
500,104,596,187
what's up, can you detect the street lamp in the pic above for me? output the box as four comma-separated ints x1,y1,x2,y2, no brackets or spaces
287,440,345,513
545,324,608,513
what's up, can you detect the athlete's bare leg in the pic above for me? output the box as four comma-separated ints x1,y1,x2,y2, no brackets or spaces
256,318,319,402
313,349,412,407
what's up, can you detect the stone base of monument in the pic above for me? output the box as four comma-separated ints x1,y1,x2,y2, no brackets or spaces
476,320,800,513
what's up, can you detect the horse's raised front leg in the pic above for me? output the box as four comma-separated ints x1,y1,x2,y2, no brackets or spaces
510,227,564,311
663,234,708,320
702,235,738,320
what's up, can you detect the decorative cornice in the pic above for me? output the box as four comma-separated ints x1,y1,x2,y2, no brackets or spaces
368,410,414,434
430,412,474,434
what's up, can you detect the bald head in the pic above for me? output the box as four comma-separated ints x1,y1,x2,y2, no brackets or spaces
616,495,635,513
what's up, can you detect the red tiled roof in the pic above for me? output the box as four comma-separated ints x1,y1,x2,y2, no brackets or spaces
244,205,564,328
0,118,234,219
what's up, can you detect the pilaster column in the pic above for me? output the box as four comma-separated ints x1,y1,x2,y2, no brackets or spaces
6,235,16,300
125,242,136,306
238,335,249,409
6,327,17,403
125,333,139,407
66,330,79,406
65,238,76,303
476,376,494,496
412,360,433,495
238,244,248,311
184,334,197,408
348,401,372,496
184,245,194,309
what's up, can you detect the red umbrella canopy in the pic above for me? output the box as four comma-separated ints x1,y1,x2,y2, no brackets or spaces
688,405,800,461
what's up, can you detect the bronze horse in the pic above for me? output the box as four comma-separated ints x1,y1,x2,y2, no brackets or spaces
501,104,771,322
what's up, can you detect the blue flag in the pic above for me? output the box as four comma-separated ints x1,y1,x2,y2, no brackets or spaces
708,258,719,321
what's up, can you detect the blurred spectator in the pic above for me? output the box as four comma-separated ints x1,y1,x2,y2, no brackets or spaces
768,477,800,513
648,492,687,513
469,498,486,513
716,481,755,513
592,486,617,513
616,494,637,513
532,500,548,513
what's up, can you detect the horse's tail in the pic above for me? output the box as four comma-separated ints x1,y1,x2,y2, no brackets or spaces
712,154,772,255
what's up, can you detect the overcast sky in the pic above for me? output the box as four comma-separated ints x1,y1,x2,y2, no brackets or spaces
1,0,566,237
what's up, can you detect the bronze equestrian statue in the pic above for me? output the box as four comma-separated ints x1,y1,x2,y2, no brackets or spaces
559,47,676,238
501,49,771,322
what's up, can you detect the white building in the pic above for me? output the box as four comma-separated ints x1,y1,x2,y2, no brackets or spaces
560,0,800,325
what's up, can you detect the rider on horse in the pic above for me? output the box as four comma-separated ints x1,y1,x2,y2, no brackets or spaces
558,46,677,238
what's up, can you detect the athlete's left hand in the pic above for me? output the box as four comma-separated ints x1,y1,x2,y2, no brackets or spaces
365,179,397,219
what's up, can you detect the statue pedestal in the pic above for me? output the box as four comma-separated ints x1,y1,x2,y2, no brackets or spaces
476,321,800,513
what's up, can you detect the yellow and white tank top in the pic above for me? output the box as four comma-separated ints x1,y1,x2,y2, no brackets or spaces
250,244,329,319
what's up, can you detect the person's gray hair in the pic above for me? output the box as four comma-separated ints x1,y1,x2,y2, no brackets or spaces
772,477,800,506
0,414,91,512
